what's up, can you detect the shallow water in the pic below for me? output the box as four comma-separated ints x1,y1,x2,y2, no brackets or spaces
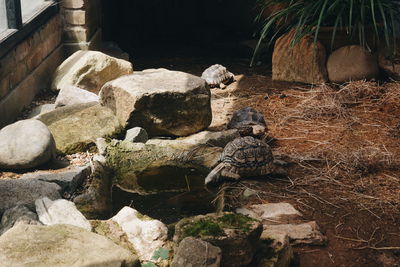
112,168,218,224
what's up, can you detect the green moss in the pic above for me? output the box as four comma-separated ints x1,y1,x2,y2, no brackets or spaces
183,219,225,238
217,213,256,232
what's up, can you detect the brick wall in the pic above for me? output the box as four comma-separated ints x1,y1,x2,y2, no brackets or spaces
61,0,102,55
0,15,64,128
0,1,103,127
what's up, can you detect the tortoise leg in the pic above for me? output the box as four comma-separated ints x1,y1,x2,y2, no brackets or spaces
221,168,241,180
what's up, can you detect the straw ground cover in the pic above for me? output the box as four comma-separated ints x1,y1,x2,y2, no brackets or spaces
222,79,400,266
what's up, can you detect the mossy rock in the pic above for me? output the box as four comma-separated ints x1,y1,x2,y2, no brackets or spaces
173,212,263,267
73,160,112,219
37,102,123,154
105,140,221,194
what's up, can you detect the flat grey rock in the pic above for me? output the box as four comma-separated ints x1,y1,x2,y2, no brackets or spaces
0,166,90,215
0,119,56,170
21,165,90,195
0,178,61,215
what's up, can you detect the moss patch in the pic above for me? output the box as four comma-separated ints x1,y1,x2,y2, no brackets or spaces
217,213,256,232
183,219,225,238
181,213,257,240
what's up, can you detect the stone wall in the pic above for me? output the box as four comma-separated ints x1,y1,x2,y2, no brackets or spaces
61,0,102,55
0,15,64,128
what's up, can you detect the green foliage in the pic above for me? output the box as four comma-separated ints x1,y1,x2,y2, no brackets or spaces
251,0,400,66
183,219,225,238
151,247,170,261
141,262,157,267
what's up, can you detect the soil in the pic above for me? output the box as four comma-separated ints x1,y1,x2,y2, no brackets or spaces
2,40,399,266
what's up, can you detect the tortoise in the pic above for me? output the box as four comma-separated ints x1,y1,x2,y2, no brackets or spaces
201,64,234,88
205,136,274,185
227,107,267,137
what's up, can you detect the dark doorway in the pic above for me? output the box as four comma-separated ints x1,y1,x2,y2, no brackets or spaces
101,0,260,74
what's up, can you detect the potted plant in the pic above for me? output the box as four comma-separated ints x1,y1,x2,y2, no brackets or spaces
251,0,400,66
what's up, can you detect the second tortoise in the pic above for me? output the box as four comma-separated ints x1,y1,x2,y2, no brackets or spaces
205,136,274,185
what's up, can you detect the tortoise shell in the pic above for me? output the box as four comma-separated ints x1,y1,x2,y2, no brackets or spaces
201,64,234,87
220,136,274,179
227,107,266,129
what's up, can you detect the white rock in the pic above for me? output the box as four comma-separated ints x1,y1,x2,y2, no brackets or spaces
111,206,168,261
124,127,148,143
250,203,302,223
0,119,56,169
262,221,327,246
35,197,91,231
52,50,133,93
55,85,99,107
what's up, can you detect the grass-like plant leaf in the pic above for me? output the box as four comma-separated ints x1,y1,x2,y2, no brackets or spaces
252,0,400,66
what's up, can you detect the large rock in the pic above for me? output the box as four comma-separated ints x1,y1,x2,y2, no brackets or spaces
35,198,92,231
111,206,168,261
0,205,41,235
37,102,122,154
99,69,212,136
174,212,263,267
0,120,56,169
0,223,140,267
0,177,61,214
55,85,99,107
171,237,221,267
327,45,379,83
52,50,133,93
272,30,328,84
106,140,221,194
